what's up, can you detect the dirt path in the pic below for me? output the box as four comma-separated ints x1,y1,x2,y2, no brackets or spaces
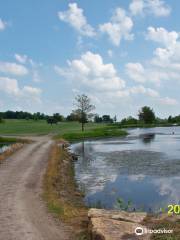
0,136,73,240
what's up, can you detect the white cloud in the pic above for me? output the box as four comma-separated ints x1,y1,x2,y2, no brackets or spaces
146,0,171,17
129,85,159,97
146,27,179,47
125,60,178,85
0,77,20,96
22,86,42,102
129,0,144,16
55,51,125,91
129,85,178,105
129,0,171,17
58,3,95,37
126,62,145,83
0,77,42,102
159,97,178,106
0,62,28,76
14,54,28,64
99,8,134,46
0,19,7,31
144,27,180,86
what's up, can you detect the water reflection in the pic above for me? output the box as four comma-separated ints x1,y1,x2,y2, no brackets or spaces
139,133,155,144
71,127,180,212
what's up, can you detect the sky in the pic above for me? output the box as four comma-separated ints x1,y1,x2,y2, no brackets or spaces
0,0,180,120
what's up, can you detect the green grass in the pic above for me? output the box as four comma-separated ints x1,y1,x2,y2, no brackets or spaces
61,126,127,142
0,119,107,135
0,120,127,140
0,136,17,143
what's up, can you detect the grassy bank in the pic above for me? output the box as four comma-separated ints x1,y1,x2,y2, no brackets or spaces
43,142,89,239
0,137,17,143
59,126,127,142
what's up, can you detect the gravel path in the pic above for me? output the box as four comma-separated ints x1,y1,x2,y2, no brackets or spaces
0,136,72,240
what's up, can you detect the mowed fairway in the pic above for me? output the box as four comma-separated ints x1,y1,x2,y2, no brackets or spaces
0,119,107,136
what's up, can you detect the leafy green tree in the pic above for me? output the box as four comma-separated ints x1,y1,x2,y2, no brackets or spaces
102,115,113,123
121,116,138,125
94,114,102,123
138,106,155,124
74,94,95,131
53,113,63,122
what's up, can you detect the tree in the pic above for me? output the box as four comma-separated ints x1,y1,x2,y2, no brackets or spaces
74,94,95,131
53,113,63,122
102,115,113,123
138,106,155,124
121,116,138,125
94,114,102,123
47,117,58,125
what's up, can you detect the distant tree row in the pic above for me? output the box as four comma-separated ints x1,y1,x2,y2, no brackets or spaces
94,114,117,123
0,111,48,120
120,106,180,125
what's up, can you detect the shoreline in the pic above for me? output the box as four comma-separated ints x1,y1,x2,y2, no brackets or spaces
43,140,89,239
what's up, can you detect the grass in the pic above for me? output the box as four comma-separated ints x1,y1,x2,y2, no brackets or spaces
43,142,89,238
60,126,127,142
143,216,180,240
0,119,107,135
0,120,127,141
0,136,17,143
151,220,180,240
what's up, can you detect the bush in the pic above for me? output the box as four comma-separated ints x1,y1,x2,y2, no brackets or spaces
0,118,4,123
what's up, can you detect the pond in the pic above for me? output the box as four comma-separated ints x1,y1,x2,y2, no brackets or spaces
0,143,12,154
71,127,180,212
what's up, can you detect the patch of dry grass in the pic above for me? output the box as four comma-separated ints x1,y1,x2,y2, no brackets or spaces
143,215,180,240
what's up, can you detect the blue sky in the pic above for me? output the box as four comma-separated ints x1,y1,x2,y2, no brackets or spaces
0,0,180,119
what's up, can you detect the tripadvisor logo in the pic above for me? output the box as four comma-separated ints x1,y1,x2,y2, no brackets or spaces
135,227,173,236
135,227,144,236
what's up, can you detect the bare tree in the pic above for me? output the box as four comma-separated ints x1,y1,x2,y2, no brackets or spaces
74,94,95,131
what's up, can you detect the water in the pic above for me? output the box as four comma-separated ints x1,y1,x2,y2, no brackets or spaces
71,127,180,212
0,143,12,154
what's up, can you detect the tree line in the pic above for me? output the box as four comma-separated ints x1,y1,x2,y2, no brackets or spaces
1,96,180,129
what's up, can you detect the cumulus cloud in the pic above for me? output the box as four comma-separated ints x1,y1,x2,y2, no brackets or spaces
126,62,145,83
125,60,179,85
144,26,180,86
159,97,178,106
55,51,125,91
129,0,144,16
129,0,171,17
58,3,95,37
0,62,28,76
146,27,179,47
14,54,28,64
0,18,7,31
99,8,134,46
0,77,20,96
124,26,180,87
130,85,159,97
0,77,42,102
